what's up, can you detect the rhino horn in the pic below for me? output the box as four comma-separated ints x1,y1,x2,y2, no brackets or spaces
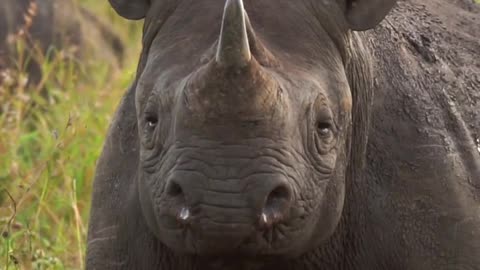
215,0,251,68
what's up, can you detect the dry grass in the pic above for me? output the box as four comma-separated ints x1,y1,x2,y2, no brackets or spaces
0,1,142,269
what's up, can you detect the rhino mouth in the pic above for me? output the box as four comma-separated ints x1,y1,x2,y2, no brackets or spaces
147,187,314,258
157,212,304,257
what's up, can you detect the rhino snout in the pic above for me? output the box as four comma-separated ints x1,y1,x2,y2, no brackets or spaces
163,175,293,232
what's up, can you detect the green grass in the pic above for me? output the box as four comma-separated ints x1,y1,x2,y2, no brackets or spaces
0,1,142,269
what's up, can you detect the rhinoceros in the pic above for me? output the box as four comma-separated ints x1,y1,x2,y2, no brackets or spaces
86,0,480,269
0,0,125,86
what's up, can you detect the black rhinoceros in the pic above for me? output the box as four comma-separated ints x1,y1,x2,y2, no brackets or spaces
86,0,480,269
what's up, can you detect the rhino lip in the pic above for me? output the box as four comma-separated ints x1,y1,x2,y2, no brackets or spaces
157,206,268,254
158,209,292,256
176,225,259,255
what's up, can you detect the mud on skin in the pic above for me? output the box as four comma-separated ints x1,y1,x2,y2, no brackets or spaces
85,0,480,269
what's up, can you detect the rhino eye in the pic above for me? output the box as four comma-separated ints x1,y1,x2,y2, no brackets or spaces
145,115,158,129
316,122,332,137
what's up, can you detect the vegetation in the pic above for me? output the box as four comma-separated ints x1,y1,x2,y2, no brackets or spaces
0,1,142,269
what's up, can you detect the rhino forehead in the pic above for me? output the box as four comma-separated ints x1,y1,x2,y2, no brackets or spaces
141,1,348,69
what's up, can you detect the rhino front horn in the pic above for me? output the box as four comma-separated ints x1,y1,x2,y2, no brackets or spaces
215,0,251,68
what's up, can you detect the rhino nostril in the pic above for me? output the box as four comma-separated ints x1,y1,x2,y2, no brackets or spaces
266,185,290,207
260,184,292,229
166,180,184,198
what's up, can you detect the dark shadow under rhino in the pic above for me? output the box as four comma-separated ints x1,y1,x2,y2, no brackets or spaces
86,0,480,269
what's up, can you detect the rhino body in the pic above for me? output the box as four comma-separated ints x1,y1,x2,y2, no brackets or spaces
0,0,125,85
86,0,480,269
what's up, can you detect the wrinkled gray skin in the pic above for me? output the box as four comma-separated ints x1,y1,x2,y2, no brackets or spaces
86,0,480,269
0,0,124,85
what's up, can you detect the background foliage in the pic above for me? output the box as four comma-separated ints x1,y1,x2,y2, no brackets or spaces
0,1,142,269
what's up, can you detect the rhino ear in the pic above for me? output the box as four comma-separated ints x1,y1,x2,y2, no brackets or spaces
108,0,150,20
345,0,397,31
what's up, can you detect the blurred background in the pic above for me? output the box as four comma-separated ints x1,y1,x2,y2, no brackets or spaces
0,1,142,269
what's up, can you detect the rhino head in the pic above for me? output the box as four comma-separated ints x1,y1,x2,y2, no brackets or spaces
107,0,396,258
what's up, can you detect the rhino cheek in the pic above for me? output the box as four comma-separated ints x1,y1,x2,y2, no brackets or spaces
317,178,345,244
137,171,163,238
309,152,347,248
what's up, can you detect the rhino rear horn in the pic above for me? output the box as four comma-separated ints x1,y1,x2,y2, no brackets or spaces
108,0,149,20
215,0,252,68
345,0,398,31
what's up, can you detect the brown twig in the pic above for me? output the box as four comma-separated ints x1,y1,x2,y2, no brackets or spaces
2,189,17,269
7,0,38,45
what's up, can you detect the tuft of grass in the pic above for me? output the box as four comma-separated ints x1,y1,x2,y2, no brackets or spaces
0,1,143,269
